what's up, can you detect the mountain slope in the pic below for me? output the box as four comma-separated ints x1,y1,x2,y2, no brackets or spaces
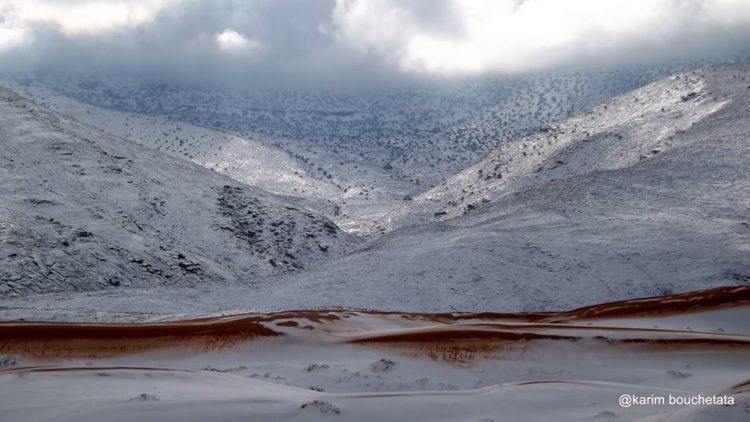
252,65,749,311
4,66,745,316
1,65,748,315
1,83,345,215
10,66,684,230
0,88,358,297
371,66,746,233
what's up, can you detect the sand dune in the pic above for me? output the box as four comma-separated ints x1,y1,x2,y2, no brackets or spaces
1,286,748,359
1,287,749,420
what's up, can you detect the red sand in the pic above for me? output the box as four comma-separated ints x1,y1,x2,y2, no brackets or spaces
0,286,747,360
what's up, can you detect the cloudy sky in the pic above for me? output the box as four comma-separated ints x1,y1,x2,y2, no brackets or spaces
1,0,749,90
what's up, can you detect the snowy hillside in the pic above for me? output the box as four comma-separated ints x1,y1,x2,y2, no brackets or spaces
252,65,749,312
374,67,749,232
0,88,358,297
1,65,748,314
9,66,692,229
1,84,344,215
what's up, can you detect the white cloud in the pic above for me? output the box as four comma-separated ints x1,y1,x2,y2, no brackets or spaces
215,29,264,54
0,0,177,35
330,0,750,76
0,13,30,51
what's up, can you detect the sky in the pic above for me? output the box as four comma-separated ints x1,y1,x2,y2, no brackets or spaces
0,0,749,90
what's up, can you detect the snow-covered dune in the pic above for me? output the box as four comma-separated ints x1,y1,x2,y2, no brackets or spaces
0,88,358,297
1,287,748,421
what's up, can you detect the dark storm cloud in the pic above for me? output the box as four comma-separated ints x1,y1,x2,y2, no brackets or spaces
1,0,749,91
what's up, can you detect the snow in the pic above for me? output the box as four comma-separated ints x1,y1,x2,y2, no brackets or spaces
1,61,749,420
0,88,358,297
243,65,748,312
1,290,749,421
0,82,344,215
5,64,697,229
1,65,749,316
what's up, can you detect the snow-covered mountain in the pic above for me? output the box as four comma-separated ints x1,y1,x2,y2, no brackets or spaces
8,65,695,229
374,66,747,232
0,88,358,297
0,84,346,216
1,65,748,314
247,65,749,312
